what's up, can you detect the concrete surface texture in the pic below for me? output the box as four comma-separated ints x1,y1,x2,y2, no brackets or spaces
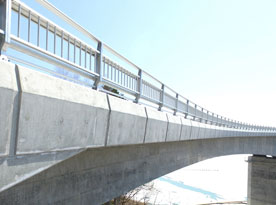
1,60,276,204
248,156,276,205
0,61,18,156
1,137,276,204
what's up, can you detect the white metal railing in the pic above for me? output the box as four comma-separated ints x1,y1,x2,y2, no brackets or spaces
0,0,275,133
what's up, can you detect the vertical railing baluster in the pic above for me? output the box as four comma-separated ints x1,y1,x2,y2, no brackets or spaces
17,4,21,37
121,69,123,85
126,75,129,88
79,42,82,66
111,63,113,81
67,35,70,60
89,49,92,70
46,22,49,51
61,30,63,57
37,16,40,47
114,64,117,82
107,63,109,79
123,70,125,85
94,51,97,73
73,38,76,63
85,45,87,68
102,56,105,77
54,26,56,54
28,10,31,42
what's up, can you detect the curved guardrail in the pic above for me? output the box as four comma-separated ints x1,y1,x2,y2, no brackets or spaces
0,0,275,132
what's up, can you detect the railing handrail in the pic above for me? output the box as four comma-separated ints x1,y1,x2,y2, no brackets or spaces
35,0,167,86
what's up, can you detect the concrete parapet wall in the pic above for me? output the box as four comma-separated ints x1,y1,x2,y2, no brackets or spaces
0,61,275,156
16,66,109,154
144,107,168,143
107,95,147,146
1,61,276,195
166,113,182,142
180,118,192,140
198,123,206,139
190,121,200,139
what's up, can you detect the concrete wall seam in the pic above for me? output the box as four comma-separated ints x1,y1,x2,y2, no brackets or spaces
165,113,169,142
143,107,148,144
104,94,111,147
8,65,22,156
179,117,183,141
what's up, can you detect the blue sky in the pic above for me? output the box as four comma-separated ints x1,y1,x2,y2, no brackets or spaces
21,0,276,126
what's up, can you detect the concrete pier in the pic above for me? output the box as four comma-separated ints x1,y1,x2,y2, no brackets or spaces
248,155,276,205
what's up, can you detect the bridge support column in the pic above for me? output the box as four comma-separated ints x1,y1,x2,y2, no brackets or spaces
248,155,276,205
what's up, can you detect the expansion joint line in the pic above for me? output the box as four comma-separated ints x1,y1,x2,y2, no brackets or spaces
164,113,169,142
143,107,148,144
9,65,22,156
104,94,111,146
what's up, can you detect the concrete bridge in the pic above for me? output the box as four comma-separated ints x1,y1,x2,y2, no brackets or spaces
1,0,276,204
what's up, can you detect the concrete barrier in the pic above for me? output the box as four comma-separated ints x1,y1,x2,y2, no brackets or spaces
204,124,211,138
107,95,147,146
166,113,182,142
198,122,206,139
144,107,168,143
16,66,109,154
180,117,192,140
190,121,200,139
0,61,18,156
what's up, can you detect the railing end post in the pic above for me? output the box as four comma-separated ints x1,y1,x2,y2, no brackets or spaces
0,0,11,54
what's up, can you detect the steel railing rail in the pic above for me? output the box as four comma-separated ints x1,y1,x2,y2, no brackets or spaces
0,0,275,133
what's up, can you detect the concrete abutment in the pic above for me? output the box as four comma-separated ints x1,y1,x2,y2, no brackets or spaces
248,155,276,205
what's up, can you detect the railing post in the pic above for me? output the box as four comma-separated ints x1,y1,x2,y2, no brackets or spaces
0,0,11,54
94,41,103,89
185,100,189,118
158,84,165,111
201,108,204,123
174,93,178,115
135,69,142,103
225,118,228,128
211,113,214,125
194,104,197,121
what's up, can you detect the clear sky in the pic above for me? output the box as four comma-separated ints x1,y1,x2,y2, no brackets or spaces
23,0,276,126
